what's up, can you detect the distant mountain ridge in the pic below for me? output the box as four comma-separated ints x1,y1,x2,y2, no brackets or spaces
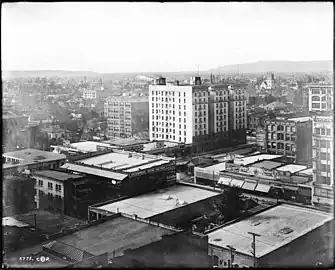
3,60,332,79
209,60,333,74
2,70,100,79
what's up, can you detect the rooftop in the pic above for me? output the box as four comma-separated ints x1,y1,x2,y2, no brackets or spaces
48,215,176,258
234,154,283,166
276,164,308,174
287,117,312,123
102,138,149,146
70,141,113,152
297,168,313,176
208,204,333,258
3,148,66,167
61,163,128,181
251,160,284,170
77,151,173,172
95,184,218,219
33,170,84,182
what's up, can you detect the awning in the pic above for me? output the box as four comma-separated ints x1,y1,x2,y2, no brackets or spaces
230,179,245,188
255,183,271,193
218,177,231,186
284,186,299,192
242,181,257,191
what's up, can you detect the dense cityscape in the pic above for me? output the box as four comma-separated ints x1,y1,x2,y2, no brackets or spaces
2,2,334,269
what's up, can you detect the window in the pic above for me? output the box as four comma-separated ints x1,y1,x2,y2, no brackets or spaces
320,140,327,148
48,182,53,190
326,129,331,136
55,184,62,192
38,180,43,187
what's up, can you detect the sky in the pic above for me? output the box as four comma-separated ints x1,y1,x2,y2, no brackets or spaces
2,2,333,73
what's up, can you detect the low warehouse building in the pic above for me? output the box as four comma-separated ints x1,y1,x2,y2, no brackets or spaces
207,203,333,268
61,149,176,196
88,184,221,228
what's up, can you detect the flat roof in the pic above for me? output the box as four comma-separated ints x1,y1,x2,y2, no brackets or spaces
102,138,149,146
277,164,307,174
95,185,218,219
33,170,84,181
79,151,172,171
61,163,128,181
70,141,112,152
3,148,66,165
287,117,312,122
234,154,283,166
252,160,284,170
297,168,313,176
50,216,175,258
208,204,333,258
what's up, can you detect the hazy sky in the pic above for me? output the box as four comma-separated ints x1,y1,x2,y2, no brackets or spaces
2,2,333,73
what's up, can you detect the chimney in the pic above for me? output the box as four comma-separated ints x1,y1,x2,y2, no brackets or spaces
175,80,180,86
195,76,202,85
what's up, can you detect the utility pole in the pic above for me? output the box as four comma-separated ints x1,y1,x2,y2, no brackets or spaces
226,245,236,268
248,232,261,268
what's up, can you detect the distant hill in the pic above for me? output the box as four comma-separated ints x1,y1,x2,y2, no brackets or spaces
3,60,332,80
209,60,333,74
2,70,100,79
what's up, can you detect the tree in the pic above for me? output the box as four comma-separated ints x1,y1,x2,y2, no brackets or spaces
217,186,244,222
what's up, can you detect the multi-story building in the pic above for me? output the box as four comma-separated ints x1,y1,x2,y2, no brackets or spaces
104,96,149,139
32,170,85,213
265,117,312,165
3,149,66,174
82,89,97,100
149,77,247,151
307,84,333,112
311,112,333,206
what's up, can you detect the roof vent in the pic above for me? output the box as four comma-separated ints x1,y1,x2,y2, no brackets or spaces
25,152,32,155
279,227,293,234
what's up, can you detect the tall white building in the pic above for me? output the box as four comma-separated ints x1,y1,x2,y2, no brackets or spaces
312,112,333,206
308,84,333,112
149,77,247,147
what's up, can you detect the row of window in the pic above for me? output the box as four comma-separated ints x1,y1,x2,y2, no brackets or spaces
151,91,187,97
314,127,332,136
152,97,187,103
311,102,331,109
267,125,296,133
267,142,296,151
152,116,187,123
311,96,329,102
268,133,296,141
152,133,187,142
313,139,332,148
152,124,188,131
311,88,332,95
38,180,62,192
314,152,331,160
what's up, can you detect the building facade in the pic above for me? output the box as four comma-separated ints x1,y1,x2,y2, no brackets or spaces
265,117,312,165
307,84,333,112
82,89,97,100
312,112,333,205
149,77,247,148
32,170,85,214
105,96,149,139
